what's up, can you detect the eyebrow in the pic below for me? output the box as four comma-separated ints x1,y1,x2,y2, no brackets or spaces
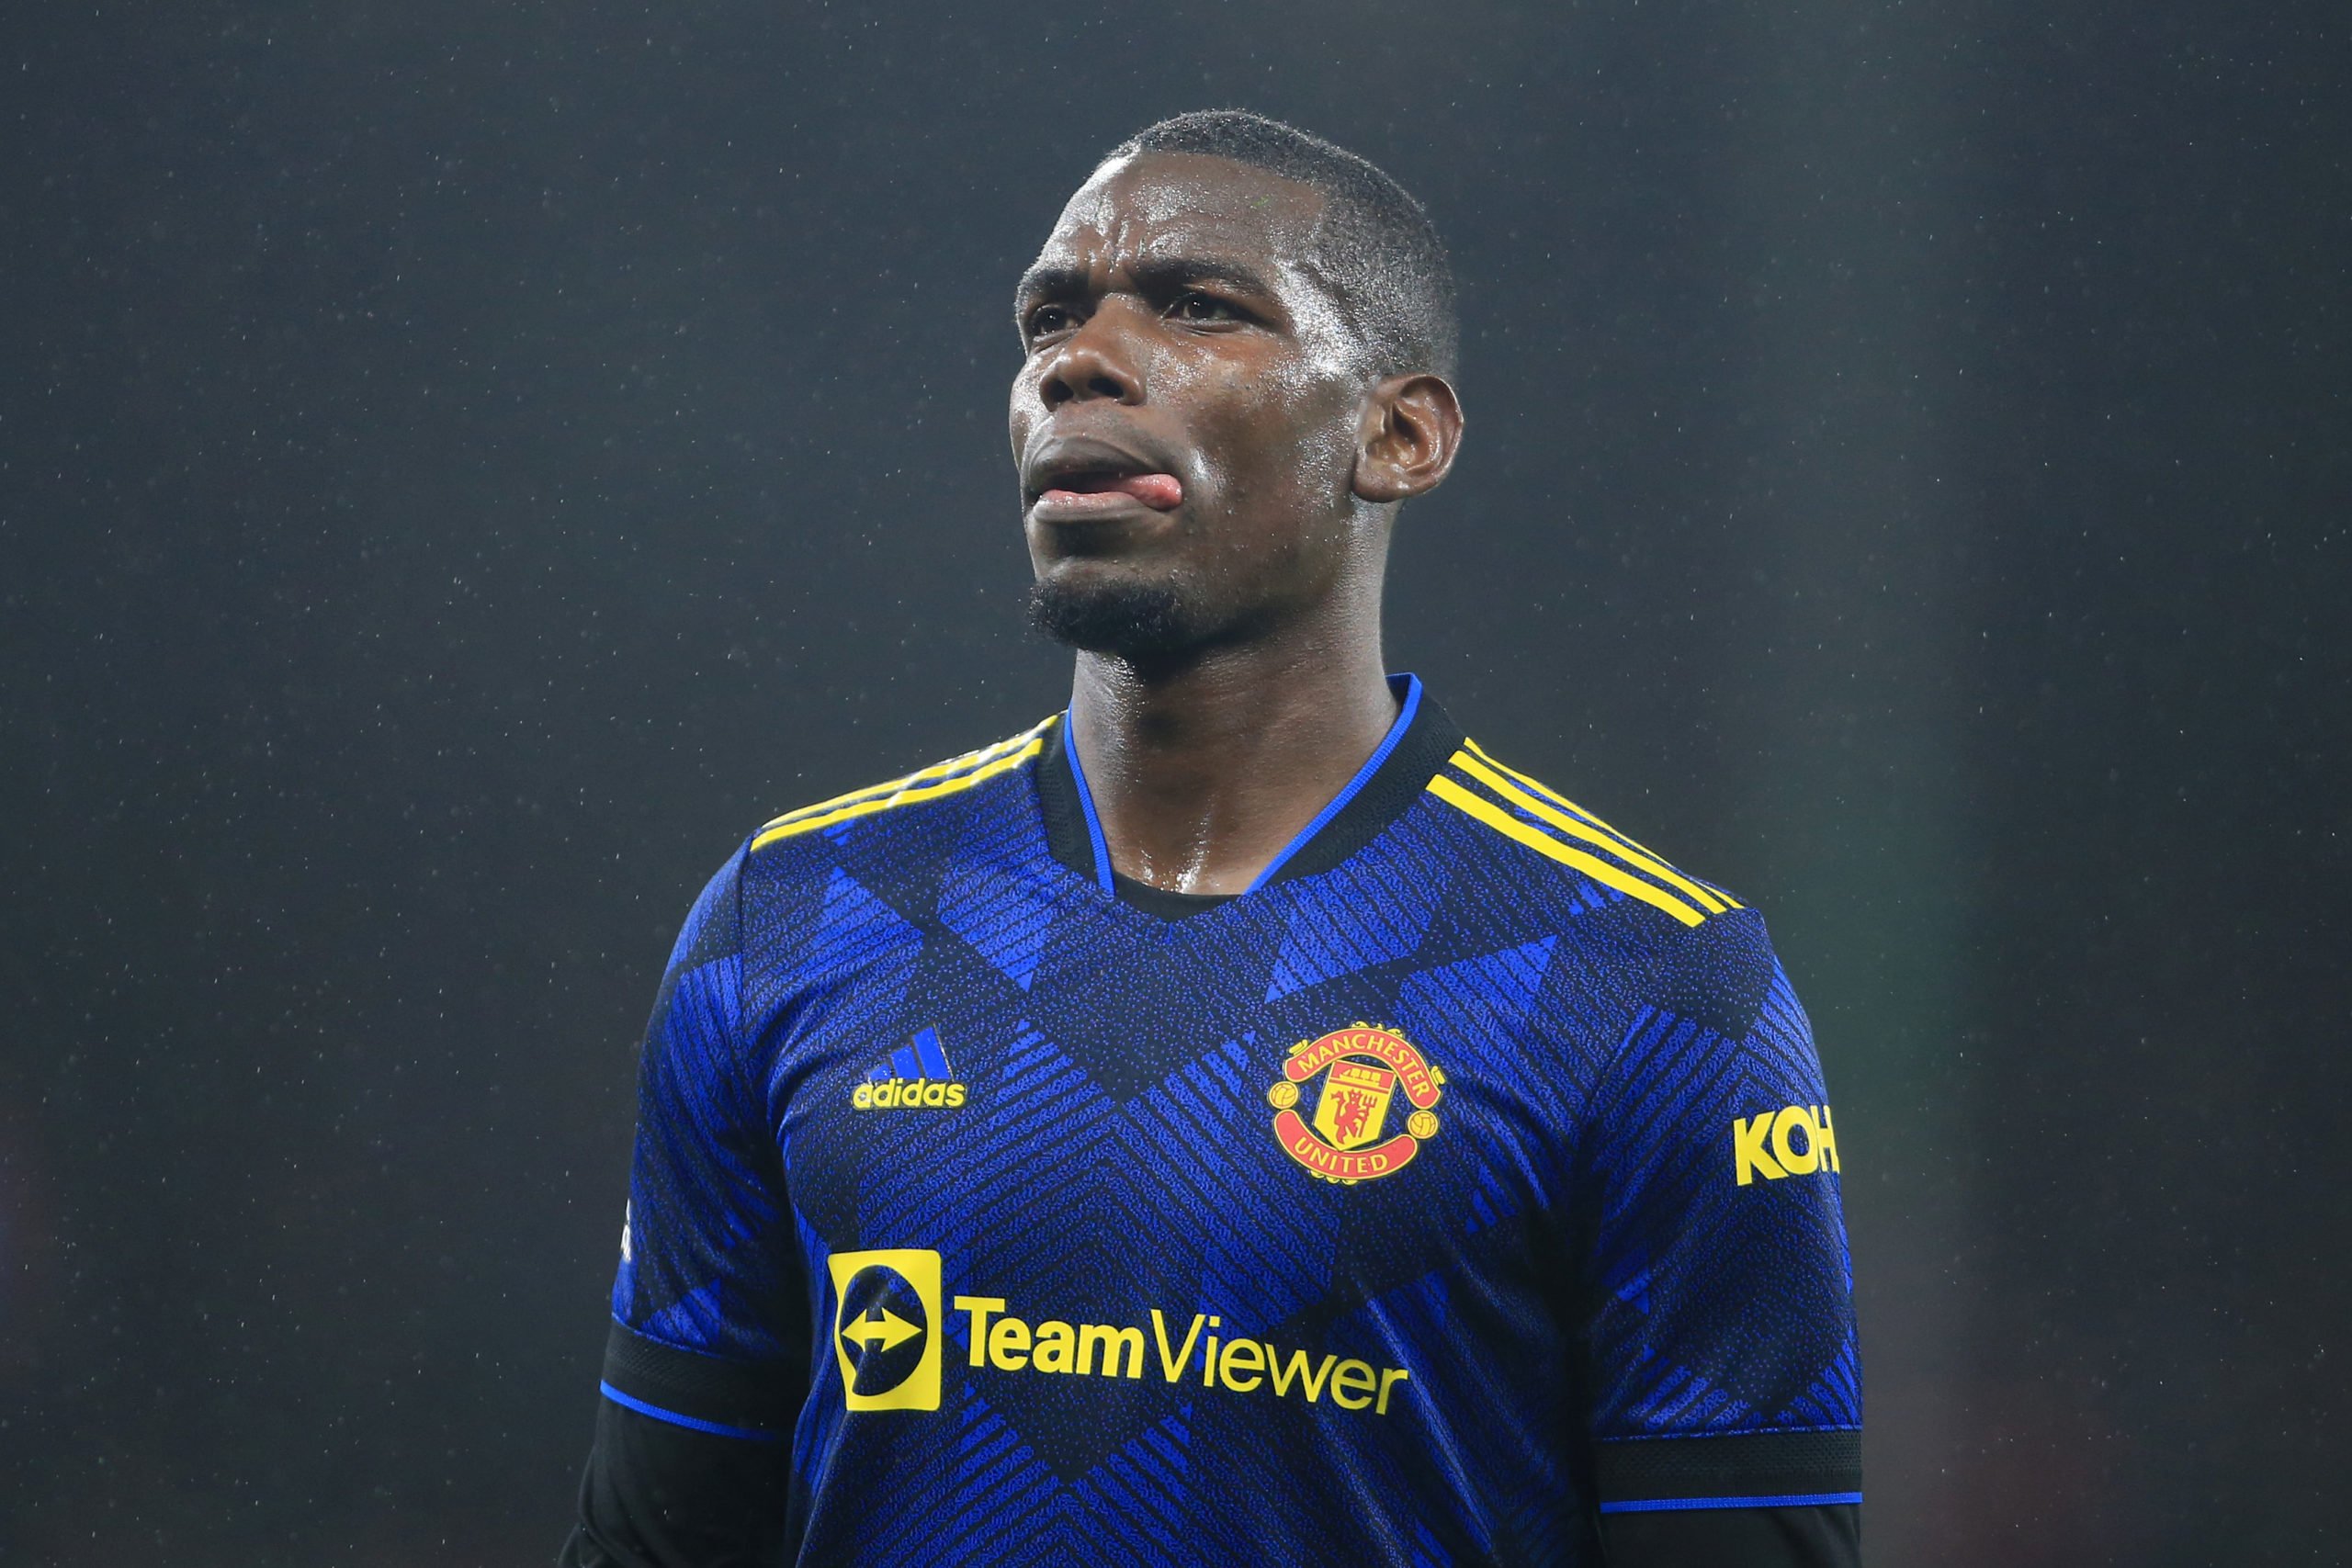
1012,253,1286,317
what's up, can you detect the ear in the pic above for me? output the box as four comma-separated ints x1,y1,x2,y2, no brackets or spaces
1351,373,1464,504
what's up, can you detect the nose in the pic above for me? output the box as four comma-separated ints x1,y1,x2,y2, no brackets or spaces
1038,309,1144,410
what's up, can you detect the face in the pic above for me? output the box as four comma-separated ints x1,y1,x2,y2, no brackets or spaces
1009,152,1379,661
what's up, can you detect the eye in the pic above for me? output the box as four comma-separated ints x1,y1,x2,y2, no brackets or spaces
1024,303,1079,342
1170,291,1242,324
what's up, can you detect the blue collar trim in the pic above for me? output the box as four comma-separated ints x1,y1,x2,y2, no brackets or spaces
1246,672,1422,891
1057,711,1118,896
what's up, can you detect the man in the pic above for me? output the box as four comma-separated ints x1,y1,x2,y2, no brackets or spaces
563,110,1860,1567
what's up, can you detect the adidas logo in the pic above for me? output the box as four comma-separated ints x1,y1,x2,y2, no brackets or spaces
851,1027,969,1111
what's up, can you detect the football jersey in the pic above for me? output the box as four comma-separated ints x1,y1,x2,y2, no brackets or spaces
594,676,1860,1566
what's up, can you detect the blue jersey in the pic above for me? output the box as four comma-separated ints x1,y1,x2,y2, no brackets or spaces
594,678,1860,1566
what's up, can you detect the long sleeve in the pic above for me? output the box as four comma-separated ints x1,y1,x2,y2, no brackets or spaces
562,844,810,1565
1579,908,1861,1564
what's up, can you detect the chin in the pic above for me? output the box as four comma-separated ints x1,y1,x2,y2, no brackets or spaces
1025,572,1214,662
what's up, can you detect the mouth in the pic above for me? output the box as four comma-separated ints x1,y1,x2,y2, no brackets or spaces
1022,436,1186,519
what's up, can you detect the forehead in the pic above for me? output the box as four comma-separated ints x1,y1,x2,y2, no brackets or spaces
1033,152,1328,275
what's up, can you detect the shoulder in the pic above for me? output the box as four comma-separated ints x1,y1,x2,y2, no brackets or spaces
1419,738,1782,1036
745,715,1058,863
1420,736,1747,931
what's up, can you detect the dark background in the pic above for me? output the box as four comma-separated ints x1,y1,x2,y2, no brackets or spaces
3,1,2344,1562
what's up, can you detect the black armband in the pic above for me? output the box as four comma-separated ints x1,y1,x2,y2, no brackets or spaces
559,1323,806,1568
1594,1431,1860,1568
1596,1429,1860,1514
596,1319,799,1441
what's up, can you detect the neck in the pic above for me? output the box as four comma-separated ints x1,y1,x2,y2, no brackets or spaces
1067,609,1398,896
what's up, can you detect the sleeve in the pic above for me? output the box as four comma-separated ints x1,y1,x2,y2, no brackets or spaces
562,844,813,1565
1579,908,1861,1565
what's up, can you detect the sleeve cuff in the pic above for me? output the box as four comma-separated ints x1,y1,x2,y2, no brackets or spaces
599,1318,797,1442
1595,1429,1861,1514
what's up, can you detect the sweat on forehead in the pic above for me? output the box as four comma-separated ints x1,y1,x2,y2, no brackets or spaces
1046,152,1327,258
1068,152,1326,231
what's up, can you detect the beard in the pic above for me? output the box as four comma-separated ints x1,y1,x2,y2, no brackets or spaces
1025,573,1217,664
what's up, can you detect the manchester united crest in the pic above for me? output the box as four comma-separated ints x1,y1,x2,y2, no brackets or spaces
1266,1024,1445,1184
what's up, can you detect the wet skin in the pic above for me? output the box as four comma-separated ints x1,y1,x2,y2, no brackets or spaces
1009,152,1463,893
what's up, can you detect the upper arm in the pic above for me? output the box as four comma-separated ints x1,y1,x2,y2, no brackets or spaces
1581,909,1860,1551
566,846,810,1564
611,844,808,1377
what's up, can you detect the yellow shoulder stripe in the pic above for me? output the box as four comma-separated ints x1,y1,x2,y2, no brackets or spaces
1458,738,1741,909
1446,751,1732,916
759,717,1053,836
752,716,1057,851
1426,776,1707,926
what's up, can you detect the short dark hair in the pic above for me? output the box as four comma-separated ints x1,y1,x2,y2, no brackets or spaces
1105,109,1459,381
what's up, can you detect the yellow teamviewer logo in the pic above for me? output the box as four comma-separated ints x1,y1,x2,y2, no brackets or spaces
825,1248,1416,1419
829,1248,944,1412
1733,1103,1840,1185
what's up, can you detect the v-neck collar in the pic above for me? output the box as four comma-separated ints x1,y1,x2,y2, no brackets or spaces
1032,674,1464,918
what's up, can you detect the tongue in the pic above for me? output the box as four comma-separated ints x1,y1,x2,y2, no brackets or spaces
1052,472,1182,509
1114,473,1182,508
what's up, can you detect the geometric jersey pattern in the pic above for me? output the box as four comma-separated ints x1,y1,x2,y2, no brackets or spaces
606,681,1860,1565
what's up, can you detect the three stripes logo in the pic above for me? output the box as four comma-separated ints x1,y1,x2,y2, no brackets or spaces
850,1027,969,1111
753,719,1054,851
1423,739,1739,929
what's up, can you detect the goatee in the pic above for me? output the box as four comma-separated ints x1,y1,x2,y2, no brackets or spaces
1025,577,1210,663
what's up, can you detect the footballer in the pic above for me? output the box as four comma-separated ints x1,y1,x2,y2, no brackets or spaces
562,111,1862,1567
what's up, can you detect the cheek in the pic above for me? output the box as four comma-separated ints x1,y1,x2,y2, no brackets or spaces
1201,378,1357,500
1006,370,1038,446
1291,413,1361,484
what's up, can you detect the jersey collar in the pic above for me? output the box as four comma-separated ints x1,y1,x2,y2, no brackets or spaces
1033,673,1466,906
